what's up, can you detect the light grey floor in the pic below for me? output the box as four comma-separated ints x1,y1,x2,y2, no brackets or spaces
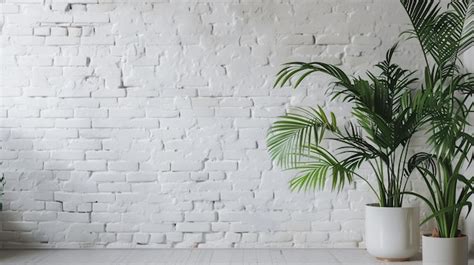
0,249,439,265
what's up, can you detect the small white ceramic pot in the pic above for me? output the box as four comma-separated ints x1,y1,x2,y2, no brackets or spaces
365,204,420,261
422,234,468,265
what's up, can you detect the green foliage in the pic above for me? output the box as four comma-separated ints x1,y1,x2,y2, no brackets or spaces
405,153,474,237
268,45,424,207
400,0,473,73
267,0,474,218
267,106,339,169
395,0,474,237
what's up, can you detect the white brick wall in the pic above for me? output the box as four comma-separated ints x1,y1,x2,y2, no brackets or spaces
0,0,427,248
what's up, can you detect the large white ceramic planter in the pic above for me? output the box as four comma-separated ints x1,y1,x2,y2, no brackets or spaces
422,234,468,265
365,204,420,261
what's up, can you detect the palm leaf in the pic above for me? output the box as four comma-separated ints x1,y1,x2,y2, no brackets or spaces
289,146,354,192
274,62,352,90
453,0,474,54
400,0,441,62
401,0,474,71
267,107,339,168
407,152,437,174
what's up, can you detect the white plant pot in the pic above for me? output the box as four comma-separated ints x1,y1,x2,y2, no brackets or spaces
365,204,420,261
422,234,468,265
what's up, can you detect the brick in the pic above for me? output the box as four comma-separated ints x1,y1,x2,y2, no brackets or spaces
316,34,350,45
3,25,33,35
74,13,109,23
75,108,108,118
216,108,251,118
185,212,217,222
306,232,329,242
34,27,50,36
98,183,130,192
0,4,19,13
150,233,165,243
41,109,74,118
81,36,114,45
74,161,106,171
23,211,57,222
171,161,203,171
11,36,44,46
280,34,314,45
151,212,183,223
140,224,174,233
108,108,144,118
46,37,80,45
18,56,53,66
41,13,72,23
68,27,82,37
3,222,38,231
51,151,84,160
58,212,90,223
205,161,238,171
126,173,156,182
108,161,138,171
53,56,89,66
83,193,115,203
51,27,68,36
92,213,120,223
0,151,18,159
176,223,210,232
106,223,138,233
261,232,293,243
183,192,220,201
352,36,381,47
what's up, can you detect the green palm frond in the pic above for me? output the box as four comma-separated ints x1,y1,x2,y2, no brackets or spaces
429,9,464,65
454,73,474,95
267,106,339,169
400,0,441,61
375,44,418,101
351,45,419,150
335,123,388,166
407,152,437,174
453,0,474,54
401,0,474,71
407,156,474,237
351,107,393,149
454,132,474,170
426,94,469,158
289,145,354,192
274,61,370,107
275,62,352,90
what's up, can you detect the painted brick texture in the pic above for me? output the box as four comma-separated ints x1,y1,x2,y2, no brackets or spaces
0,0,431,248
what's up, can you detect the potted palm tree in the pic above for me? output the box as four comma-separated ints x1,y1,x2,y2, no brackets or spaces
398,0,473,264
267,45,425,260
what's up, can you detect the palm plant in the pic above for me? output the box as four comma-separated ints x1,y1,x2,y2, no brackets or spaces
267,45,427,207
398,0,474,238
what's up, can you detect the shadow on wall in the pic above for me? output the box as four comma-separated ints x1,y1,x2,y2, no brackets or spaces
0,127,110,248
0,128,62,248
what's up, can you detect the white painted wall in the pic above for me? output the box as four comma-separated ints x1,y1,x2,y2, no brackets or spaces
0,0,444,248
